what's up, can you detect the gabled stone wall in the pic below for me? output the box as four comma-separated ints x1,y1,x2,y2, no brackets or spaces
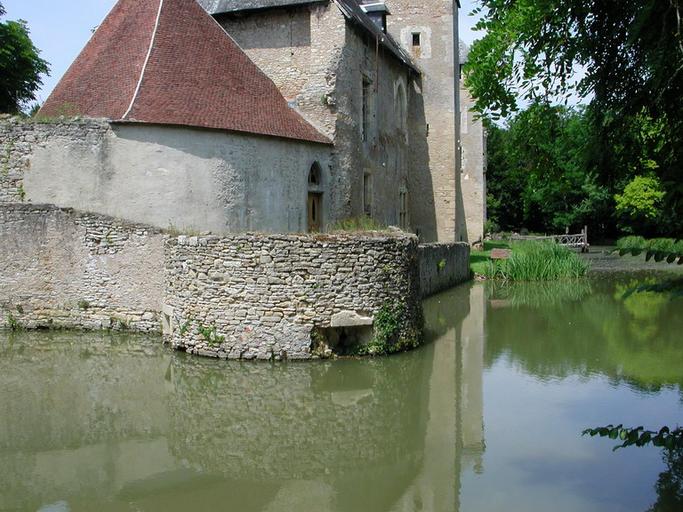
164,232,422,359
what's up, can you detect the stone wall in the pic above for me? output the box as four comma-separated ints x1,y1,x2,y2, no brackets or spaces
217,3,438,238
0,204,165,332
387,0,463,242
0,204,470,358
460,78,487,244
164,231,423,359
0,117,110,203
419,242,471,298
1,117,332,234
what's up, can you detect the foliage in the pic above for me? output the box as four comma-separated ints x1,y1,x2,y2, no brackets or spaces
357,301,421,356
483,218,500,236
0,5,49,113
484,105,611,236
329,216,388,232
198,324,225,346
5,311,20,331
484,241,589,281
583,425,683,451
465,0,683,124
615,176,665,234
615,236,683,264
467,0,683,237
649,447,683,512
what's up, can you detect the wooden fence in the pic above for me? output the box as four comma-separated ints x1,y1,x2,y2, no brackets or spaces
510,226,589,252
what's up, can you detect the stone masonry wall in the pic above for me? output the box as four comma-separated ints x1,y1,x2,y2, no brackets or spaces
164,232,422,360
0,204,165,332
418,242,471,298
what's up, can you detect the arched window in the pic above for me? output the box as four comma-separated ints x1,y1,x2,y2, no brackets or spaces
395,81,407,137
308,162,322,187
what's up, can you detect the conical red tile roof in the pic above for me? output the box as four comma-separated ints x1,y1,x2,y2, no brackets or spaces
40,0,329,144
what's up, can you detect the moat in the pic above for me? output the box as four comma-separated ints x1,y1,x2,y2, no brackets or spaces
1,273,682,511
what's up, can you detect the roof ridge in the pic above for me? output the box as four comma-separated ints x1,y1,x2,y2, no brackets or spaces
124,0,164,119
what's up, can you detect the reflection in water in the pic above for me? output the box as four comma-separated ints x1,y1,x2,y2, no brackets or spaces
1,274,681,511
0,292,485,512
485,273,683,390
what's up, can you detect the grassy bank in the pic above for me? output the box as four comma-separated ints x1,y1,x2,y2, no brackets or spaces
471,240,590,281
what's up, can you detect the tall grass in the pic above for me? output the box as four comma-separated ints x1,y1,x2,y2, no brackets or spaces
484,241,589,281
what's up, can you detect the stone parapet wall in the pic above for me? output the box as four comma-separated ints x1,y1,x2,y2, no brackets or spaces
164,232,423,360
0,204,165,332
0,116,110,203
418,242,471,298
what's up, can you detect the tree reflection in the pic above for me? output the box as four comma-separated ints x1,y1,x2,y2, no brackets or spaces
648,447,683,512
484,274,683,391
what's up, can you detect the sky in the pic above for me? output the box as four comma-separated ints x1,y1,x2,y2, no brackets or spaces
2,0,485,104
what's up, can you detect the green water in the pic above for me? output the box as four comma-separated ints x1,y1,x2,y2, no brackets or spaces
1,273,682,511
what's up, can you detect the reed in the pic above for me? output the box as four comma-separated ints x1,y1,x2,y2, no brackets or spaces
483,241,590,281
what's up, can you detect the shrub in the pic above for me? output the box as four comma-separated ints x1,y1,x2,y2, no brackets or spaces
615,175,665,234
484,241,589,281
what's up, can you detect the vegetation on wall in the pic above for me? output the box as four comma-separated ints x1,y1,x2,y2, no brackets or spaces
0,2,50,114
465,0,683,238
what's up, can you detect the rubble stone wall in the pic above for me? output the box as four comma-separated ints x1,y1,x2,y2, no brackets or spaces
163,232,423,359
0,204,165,332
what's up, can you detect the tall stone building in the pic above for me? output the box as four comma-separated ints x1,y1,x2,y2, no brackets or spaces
459,41,487,244
4,0,486,243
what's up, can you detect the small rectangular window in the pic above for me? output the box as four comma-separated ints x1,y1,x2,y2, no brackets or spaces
412,33,421,47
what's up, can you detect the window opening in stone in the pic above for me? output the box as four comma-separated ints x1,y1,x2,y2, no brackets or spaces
363,172,373,217
399,187,408,230
308,192,322,232
395,82,407,135
362,77,371,142
411,32,422,57
309,162,322,187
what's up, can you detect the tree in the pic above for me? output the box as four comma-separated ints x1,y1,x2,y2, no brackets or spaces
485,102,611,235
465,0,683,236
615,176,666,235
0,2,49,113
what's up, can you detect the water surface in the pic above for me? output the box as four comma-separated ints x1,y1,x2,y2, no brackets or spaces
1,273,681,511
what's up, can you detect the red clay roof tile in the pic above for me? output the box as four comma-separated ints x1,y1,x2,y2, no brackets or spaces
40,0,330,144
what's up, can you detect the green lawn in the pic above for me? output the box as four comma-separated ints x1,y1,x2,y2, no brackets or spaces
470,240,511,275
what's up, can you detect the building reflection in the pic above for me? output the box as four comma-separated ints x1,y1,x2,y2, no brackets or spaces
0,284,487,512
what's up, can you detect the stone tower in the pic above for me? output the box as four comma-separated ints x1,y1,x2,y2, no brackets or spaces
379,0,464,242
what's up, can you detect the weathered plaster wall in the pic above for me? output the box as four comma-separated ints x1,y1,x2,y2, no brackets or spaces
0,117,110,203
0,204,165,331
1,118,332,234
386,0,463,242
418,242,471,298
164,232,423,360
460,85,487,244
